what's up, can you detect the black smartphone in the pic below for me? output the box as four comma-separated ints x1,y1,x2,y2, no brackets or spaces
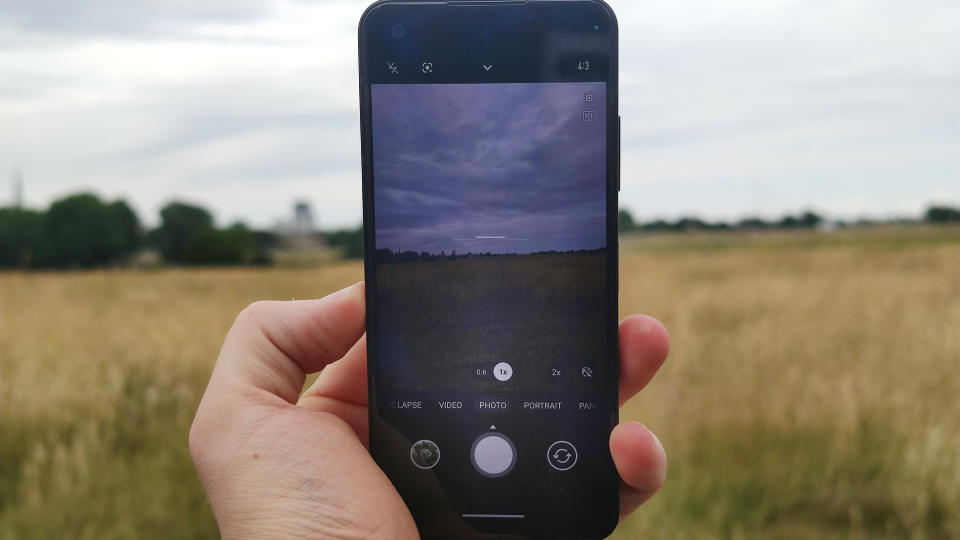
359,1,619,538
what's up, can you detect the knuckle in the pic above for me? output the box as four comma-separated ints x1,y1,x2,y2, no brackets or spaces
188,409,211,465
311,409,355,438
234,300,272,328
188,398,229,471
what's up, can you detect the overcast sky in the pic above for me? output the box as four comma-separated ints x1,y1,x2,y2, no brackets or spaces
1,0,958,228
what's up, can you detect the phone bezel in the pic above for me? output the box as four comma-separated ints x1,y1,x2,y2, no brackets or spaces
358,2,620,537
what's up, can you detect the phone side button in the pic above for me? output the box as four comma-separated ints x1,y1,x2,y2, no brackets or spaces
617,115,622,192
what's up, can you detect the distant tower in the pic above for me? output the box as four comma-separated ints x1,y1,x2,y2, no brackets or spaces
12,167,23,208
293,200,315,236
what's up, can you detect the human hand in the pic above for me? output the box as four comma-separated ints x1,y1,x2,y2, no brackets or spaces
189,282,669,539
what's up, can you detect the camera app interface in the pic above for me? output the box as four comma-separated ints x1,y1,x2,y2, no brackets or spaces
371,81,612,530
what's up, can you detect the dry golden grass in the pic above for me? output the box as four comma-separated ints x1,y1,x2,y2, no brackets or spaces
1,226,958,539
617,228,960,539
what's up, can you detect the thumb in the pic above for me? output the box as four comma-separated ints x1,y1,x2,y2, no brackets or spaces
207,282,366,406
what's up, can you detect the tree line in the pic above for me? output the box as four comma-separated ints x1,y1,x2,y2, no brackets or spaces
374,247,604,263
1,193,958,269
0,193,270,268
618,205,960,233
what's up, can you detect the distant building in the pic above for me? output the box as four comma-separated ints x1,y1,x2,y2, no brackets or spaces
275,200,329,256
293,201,314,236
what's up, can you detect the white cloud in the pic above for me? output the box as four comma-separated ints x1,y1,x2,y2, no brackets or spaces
611,0,960,219
0,0,957,228
0,0,363,227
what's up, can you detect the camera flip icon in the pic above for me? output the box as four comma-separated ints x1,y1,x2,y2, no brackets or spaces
547,441,578,471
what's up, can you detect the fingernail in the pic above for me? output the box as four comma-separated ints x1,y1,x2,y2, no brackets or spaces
650,429,664,452
325,282,360,300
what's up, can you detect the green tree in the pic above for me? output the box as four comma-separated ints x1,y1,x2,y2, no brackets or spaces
799,211,823,228
110,200,142,254
44,193,141,267
779,215,799,228
181,227,246,265
0,207,47,267
618,208,637,232
924,205,960,223
737,217,771,230
325,227,364,259
154,202,214,263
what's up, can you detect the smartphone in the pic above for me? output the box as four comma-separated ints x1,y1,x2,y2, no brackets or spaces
359,1,619,538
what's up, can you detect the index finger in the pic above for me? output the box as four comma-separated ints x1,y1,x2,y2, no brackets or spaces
618,315,670,406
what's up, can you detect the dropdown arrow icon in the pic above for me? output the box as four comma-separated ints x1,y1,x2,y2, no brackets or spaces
482,64,493,71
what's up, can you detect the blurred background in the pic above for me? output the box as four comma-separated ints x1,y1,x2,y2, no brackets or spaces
1,1,958,538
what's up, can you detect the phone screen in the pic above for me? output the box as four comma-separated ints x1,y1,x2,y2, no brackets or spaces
360,3,619,538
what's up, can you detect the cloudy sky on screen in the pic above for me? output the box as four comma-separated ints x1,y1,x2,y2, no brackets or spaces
0,0,958,228
373,82,606,254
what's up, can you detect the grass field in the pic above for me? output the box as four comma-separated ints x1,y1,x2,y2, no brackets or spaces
1,226,958,539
